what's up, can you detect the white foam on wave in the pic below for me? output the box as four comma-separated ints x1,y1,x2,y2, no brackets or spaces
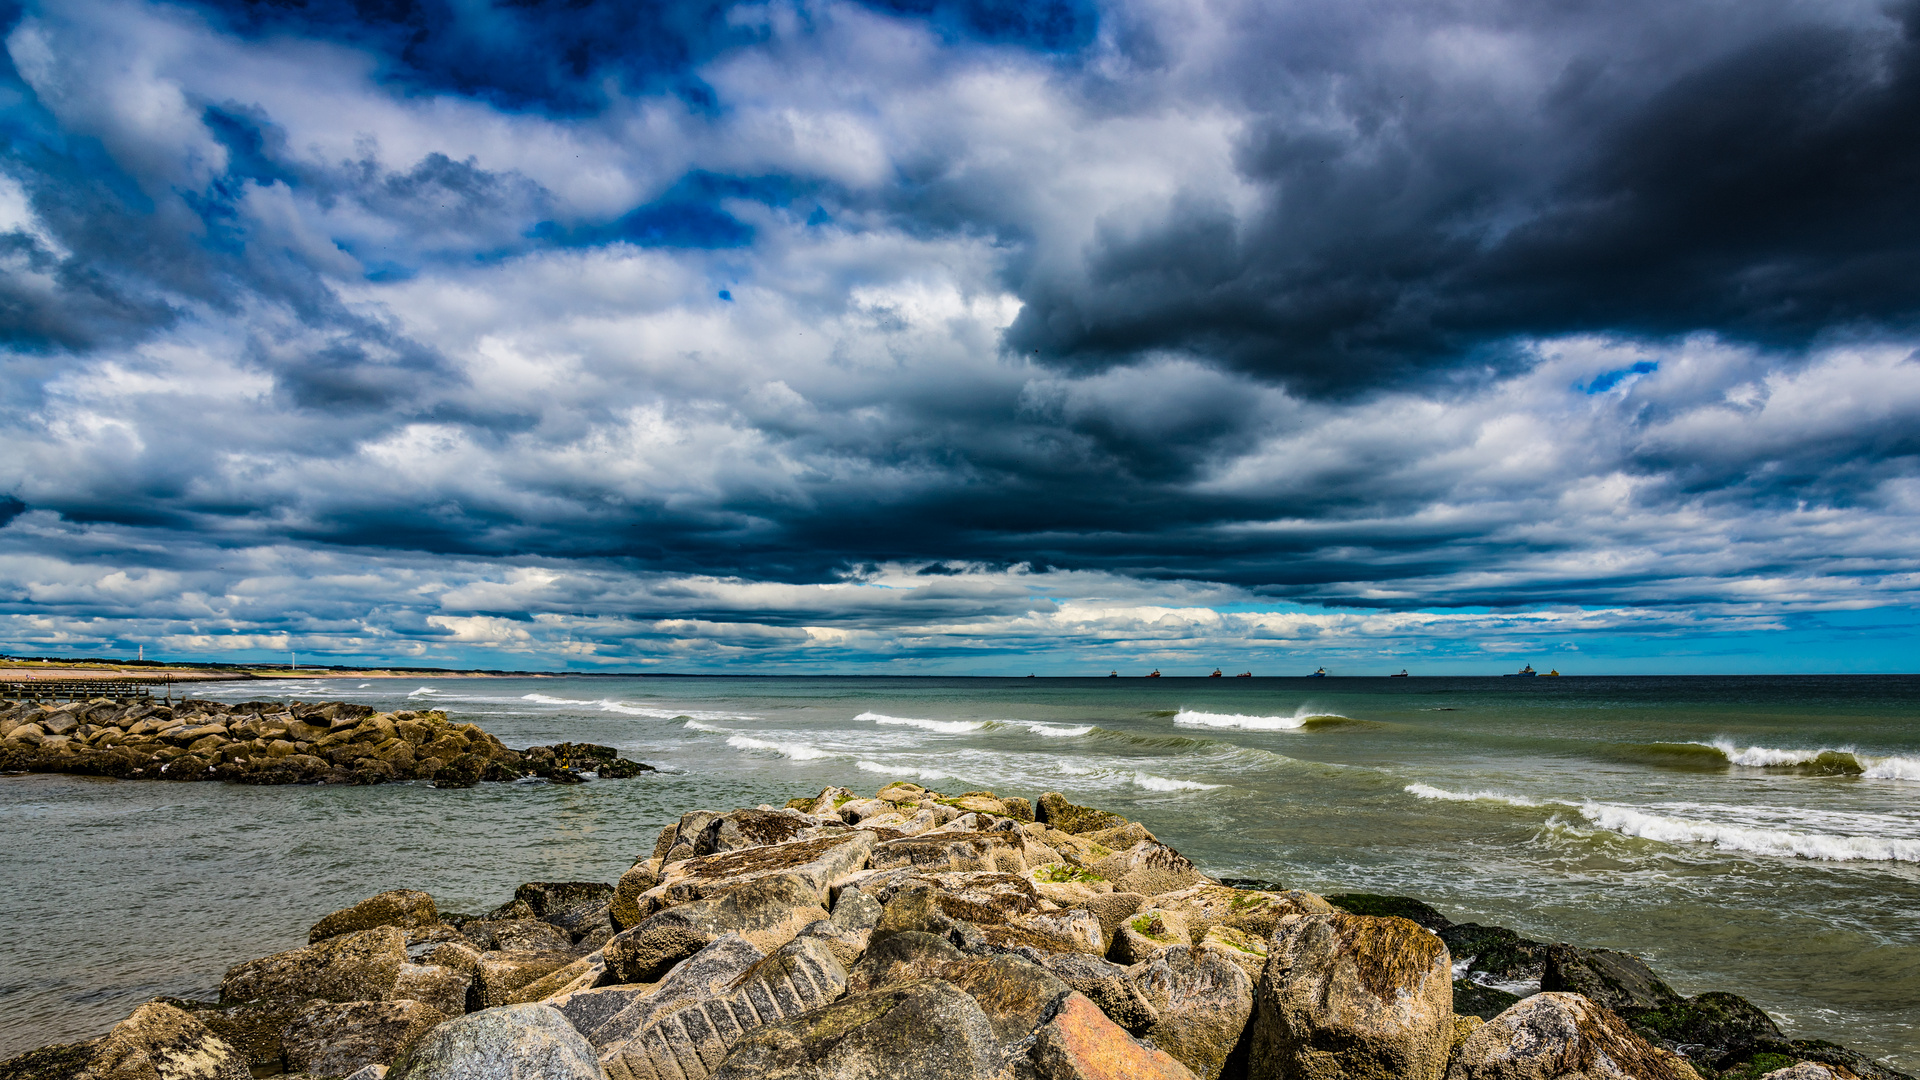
1862,754,1920,780
407,686,441,697
1706,739,1843,768
726,734,834,761
1405,783,1546,807
523,693,595,705
1690,738,1920,780
1014,721,1095,737
856,760,955,782
1059,761,1221,792
1172,708,1342,731
856,711,990,734
1576,802,1920,862
683,719,726,733
1131,771,1223,792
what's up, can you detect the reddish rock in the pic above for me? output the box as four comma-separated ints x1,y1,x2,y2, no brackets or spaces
1027,992,1199,1080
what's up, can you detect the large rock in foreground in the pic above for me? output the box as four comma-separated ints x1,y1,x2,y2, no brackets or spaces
1126,946,1253,1080
1249,913,1453,1080
391,1003,602,1080
1447,992,1701,1080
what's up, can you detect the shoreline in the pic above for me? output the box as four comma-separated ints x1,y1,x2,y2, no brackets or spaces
0,708,1908,1080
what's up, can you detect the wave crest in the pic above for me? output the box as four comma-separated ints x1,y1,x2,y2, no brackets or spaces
855,760,955,782
1132,771,1224,792
1622,739,1920,780
1405,783,1546,808
1013,721,1095,738
855,711,992,734
725,735,833,761
1172,708,1351,731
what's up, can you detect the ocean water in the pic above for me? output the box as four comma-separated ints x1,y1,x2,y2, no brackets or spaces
2,674,1916,1068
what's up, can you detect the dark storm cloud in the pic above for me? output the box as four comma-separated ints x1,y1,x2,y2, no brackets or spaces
1008,0,1920,395
3,0,1920,668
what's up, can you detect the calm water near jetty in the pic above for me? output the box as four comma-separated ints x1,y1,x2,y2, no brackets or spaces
3,674,1917,1066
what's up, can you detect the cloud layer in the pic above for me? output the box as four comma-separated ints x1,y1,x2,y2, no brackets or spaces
2,0,1918,670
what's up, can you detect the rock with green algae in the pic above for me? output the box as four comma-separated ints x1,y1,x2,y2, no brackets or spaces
1452,979,1523,1022
309,890,440,944
222,926,408,1007
1123,945,1254,1080
1035,791,1129,835
1249,913,1454,1080
1111,908,1190,965
1542,944,1683,1012
1445,992,1702,1080
1324,892,1454,931
845,930,1072,1047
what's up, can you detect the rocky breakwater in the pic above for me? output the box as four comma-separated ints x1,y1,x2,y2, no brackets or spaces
1,783,1907,1080
0,698,653,786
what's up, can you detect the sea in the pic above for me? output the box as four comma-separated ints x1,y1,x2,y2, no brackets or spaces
2,674,1916,1067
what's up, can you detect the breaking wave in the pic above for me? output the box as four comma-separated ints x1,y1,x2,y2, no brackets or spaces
1131,771,1224,792
1626,740,1920,779
725,735,833,761
855,760,955,782
855,712,993,734
1574,803,1920,862
1405,783,1547,808
1171,708,1352,731
1013,721,1096,737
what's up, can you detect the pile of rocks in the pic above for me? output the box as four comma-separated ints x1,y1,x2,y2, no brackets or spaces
0,698,652,786
2,783,1905,1080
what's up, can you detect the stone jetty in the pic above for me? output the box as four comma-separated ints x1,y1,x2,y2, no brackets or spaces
2,778,1906,1080
0,698,653,786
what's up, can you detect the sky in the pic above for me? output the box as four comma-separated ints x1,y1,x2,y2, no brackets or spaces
2,0,1919,674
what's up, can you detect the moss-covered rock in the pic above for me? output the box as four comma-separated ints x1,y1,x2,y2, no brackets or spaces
1325,893,1453,931
1542,944,1682,1012
1036,791,1129,835
1450,979,1521,1022
310,890,440,944
1250,914,1453,1080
